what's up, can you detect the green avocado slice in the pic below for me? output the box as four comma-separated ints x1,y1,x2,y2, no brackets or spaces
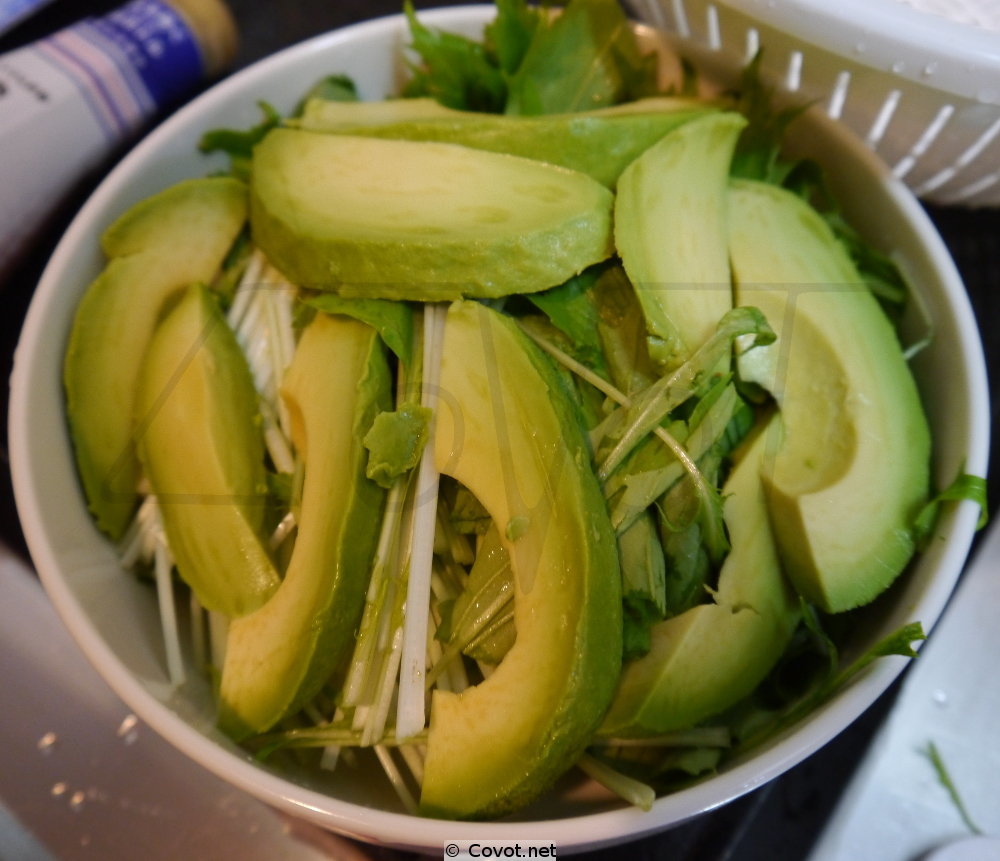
64,177,248,540
217,313,391,739
419,300,621,820
248,128,615,301
296,96,712,188
135,284,279,617
729,178,931,612
599,415,800,736
614,111,746,369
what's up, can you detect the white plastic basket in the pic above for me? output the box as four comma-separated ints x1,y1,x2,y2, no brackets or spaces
628,0,1000,206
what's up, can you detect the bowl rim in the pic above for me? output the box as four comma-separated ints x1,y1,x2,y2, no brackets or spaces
7,3,991,852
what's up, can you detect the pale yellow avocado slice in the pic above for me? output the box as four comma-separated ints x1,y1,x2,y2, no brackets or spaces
599,415,800,736
64,177,247,540
249,128,615,301
217,314,391,739
419,300,621,820
297,96,713,188
297,96,461,127
135,285,279,618
614,111,746,369
729,178,931,613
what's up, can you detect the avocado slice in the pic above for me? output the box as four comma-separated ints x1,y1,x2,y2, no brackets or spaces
600,415,800,736
419,300,622,819
297,96,712,188
64,176,248,539
298,97,460,127
728,178,931,613
217,313,391,739
249,128,615,301
614,111,746,369
135,284,280,617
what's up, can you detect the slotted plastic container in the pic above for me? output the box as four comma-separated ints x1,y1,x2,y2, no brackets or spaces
628,0,1000,206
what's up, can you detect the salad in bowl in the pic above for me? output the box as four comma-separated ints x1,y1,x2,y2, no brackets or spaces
9,0,989,850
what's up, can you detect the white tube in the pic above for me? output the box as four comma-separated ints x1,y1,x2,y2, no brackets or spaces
0,0,237,276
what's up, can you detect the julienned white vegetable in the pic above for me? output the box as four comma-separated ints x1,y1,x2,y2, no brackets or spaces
396,304,446,741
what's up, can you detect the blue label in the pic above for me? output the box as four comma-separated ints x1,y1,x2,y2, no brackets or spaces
91,0,204,109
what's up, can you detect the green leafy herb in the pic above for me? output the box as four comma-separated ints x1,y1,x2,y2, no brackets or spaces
402,0,507,112
598,306,773,482
446,482,493,535
914,471,989,548
729,53,810,187
505,0,659,115
526,267,608,372
618,512,667,660
729,621,926,752
199,101,282,181
608,382,740,534
303,293,414,365
297,74,358,107
590,262,657,397
798,599,839,679
433,525,515,668
924,740,984,835
484,0,545,76
829,622,925,690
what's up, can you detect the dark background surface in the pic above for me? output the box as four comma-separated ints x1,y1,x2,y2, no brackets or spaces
0,1,996,859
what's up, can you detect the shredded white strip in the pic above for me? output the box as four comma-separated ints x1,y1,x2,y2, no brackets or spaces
521,322,710,494
343,478,408,706
577,753,656,811
363,625,405,746
153,528,186,687
314,706,347,772
227,250,264,328
118,493,163,569
227,251,296,472
395,304,447,741
374,745,419,815
319,746,341,772
351,704,371,732
269,510,297,551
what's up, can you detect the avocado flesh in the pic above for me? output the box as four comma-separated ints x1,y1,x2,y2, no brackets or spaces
420,300,622,820
614,111,746,369
600,415,800,736
729,178,931,613
135,285,280,617
64,177,248,539
217,313,390,739
298,97,460,126
249,128,615,301
298,96,712,188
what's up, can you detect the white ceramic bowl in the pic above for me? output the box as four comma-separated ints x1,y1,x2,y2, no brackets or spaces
8,4,991,854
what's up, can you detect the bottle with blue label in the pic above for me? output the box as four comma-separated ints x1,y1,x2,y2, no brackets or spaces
0,0,57,38
0,0,237,276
